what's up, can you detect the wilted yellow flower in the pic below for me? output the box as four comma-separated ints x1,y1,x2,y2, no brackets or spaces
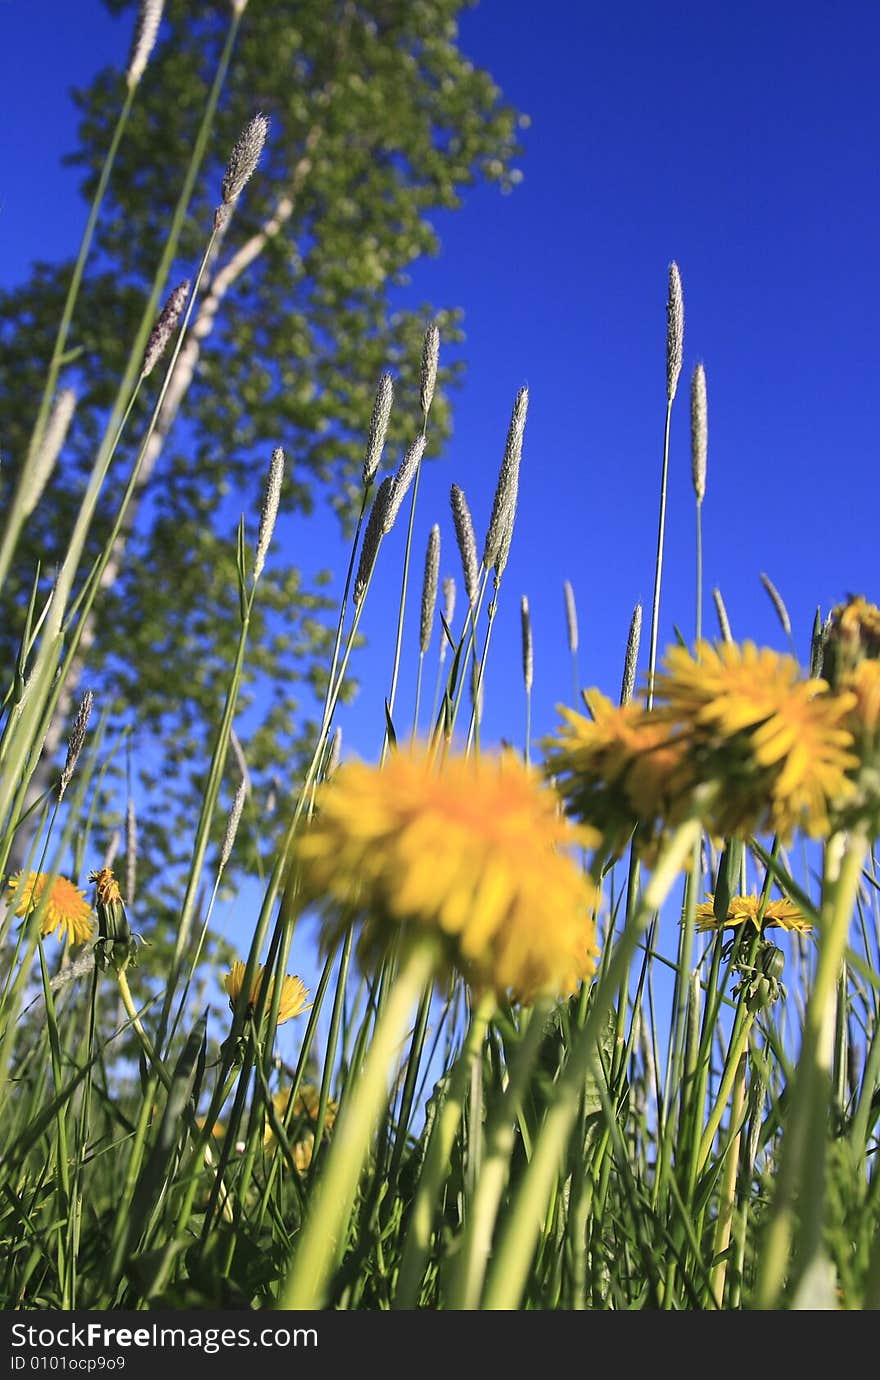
224,959,310,1026
544,692,693,857
294,745,601,1004
694,892,812,935
654,641,857,840
822,596,880,687
7,871,95,945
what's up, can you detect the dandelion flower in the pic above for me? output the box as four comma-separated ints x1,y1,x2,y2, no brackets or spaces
294,745,601,1003
653,641,857,840
224,960,310,1026
694,892,812,935
7,871,95,945
545,692,693,858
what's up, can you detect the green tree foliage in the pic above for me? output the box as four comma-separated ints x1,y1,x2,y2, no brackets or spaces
0,0,523,914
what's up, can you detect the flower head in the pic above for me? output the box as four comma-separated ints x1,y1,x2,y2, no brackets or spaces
694,892,812,935
822,596,880,688
294,745,601,1003
224,960,310,1026
653,641,857,840
7,871,95,945
544,692,693,859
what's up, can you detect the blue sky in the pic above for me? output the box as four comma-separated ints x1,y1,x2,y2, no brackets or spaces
3,1,878,762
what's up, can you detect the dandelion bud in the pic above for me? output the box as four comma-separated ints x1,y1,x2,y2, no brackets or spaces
254,447,284,580
666,262,684,402
450,485,480,608
362,372,393,486
690,362,707,503
420,525,440,655
382,435,426,533
521,596,533,694
620,602,642,706
354,477,393,605
483,386,528,570
126,0,164,89
24,389,76,517
563,580,579,655
58,689,94,800
141,279,190,378
760,572,792,638
419,321,440,417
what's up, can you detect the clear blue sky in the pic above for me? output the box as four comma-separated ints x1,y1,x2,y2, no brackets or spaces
2,0,878,791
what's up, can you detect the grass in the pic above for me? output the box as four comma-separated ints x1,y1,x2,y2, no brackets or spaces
1,20,879,1313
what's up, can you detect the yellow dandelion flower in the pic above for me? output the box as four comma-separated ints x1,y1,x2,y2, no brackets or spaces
694,892,812,934
224,960,310,1027
294,745,601,1004
654,641,857,840
7,871,95,945
544,692,694,857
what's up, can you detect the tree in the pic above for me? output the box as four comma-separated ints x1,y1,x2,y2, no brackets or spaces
0,0,523,914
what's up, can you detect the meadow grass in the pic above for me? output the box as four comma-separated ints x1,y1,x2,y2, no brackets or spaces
1,19,879,1313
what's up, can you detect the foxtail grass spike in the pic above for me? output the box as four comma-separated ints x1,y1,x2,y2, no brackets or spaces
521,596,534,693
126,797,138,908
420,321,440,417
254,447,285,581
58,689,94,800
23,388,76,518
713,586,733,643
354,477,394,604
690,362,707,503
103,829,121,871
229,727,252,794
760,572,792,637
450,484,480,607
483,386,528,570
126,0,165,89
220,779,248,870
215,113,269,229
325,726,342,779
666,262,684,402
470,659,484,726
420,525,440,655
810,606,824,678
439,576,456,664
620,602,642,705
563,579,579,654
383,435,426,533
142,279,190,378
362,372,394,486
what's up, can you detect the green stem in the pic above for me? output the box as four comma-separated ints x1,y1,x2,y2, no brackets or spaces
278,940,438,1309
393,991,494,1309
